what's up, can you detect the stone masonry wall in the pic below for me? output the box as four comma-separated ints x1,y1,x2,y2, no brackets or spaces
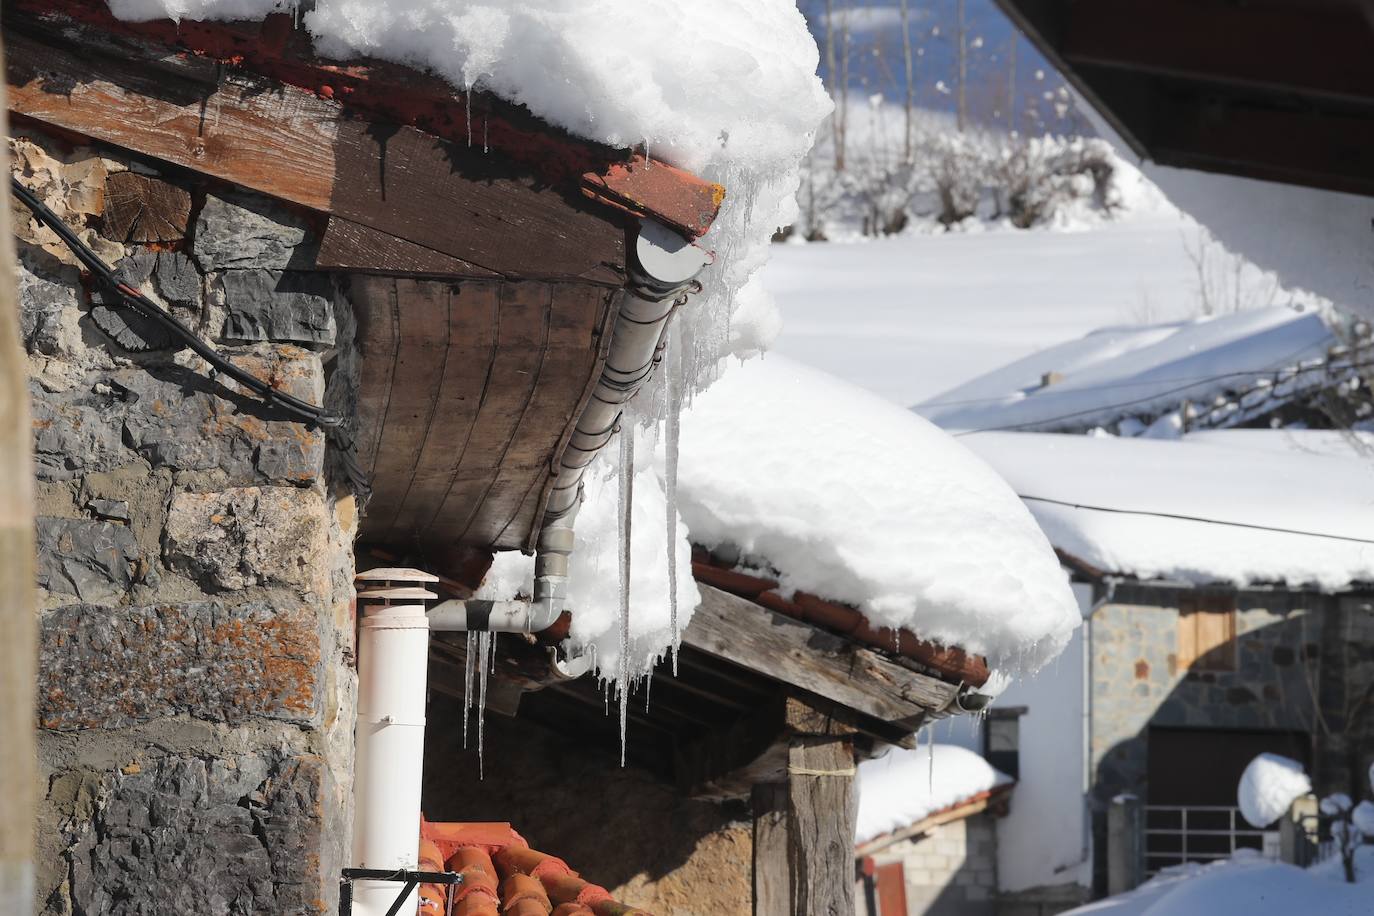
14,127,358,915
1086,585,1374,892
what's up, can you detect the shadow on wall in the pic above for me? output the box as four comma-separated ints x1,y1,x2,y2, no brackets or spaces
420,690,753,913
1087,595,1374,894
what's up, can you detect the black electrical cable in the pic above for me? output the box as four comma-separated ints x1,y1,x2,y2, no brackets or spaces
12,176,373,498
11,177,341,427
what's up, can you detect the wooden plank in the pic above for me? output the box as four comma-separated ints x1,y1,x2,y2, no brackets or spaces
683,585,957,722
331,118,626,284
356,278,452,537
318,217,499,278
482,284,608,549
423,282,549,546
376,280,501,544
786,735,856,916
1061,0,1374,107
752,784,790,916
6,28,337,212
351,275,401,479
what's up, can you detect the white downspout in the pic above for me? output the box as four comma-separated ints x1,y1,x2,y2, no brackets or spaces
351,571,438,916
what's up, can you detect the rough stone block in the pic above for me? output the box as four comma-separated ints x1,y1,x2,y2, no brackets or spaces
219,270,337,345
56,752,328,915
18,260,85,358
118,358,325,485
39,601,321,729
164,487,328,594
194,193,316,272
31,384,130,481
36,517,146,603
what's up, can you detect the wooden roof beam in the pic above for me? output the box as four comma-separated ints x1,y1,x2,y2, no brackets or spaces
682,584,959,725
1060,0,1374,108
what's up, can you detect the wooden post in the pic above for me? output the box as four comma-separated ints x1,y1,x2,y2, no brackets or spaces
784,697,857,916
0,31,38,916
1107,794,1143,895
752,783,790,916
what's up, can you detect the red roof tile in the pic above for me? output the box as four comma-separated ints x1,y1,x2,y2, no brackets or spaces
420,821,650,916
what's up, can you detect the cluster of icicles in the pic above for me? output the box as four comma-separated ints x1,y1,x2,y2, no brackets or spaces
458,325,697,770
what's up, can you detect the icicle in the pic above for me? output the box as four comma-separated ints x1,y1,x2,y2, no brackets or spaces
477,631,491,778
462,630,476,748
617,426,635,766
483,118,489,154
664,324,683,675
927,724,935,795
466,88,473,147
643,671,653,714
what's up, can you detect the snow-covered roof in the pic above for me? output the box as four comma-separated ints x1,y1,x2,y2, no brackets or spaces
856,744,1012,845
677,355,1081,675
917,307,1337,433
962,429,1374,592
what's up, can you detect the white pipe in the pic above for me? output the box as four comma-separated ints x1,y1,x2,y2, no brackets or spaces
353,601,430,916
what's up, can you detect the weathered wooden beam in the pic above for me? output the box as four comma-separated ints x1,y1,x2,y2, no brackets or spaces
682,584,957,723
786,735,856,916
752,784,790,916
1060,0,1374,107
6,28,339,212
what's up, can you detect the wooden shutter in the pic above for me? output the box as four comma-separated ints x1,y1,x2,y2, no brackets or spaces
1177,593,1237,671
875,861,908,916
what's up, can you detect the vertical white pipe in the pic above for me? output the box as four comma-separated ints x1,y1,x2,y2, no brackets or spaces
353,602,430,916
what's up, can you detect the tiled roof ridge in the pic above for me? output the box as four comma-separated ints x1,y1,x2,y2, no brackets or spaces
690,549,990,688
419,819,653,916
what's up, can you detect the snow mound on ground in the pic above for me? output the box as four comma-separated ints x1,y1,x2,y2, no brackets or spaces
856,744,1012,844
111,0,832,373
963,430,1374,591
1237,753,1310,828
678,355,1081,674
1068,853,1372,915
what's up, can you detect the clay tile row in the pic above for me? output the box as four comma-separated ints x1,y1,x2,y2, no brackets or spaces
419,820,653,916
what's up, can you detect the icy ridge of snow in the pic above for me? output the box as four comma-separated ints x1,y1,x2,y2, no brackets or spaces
856,744,1012,844
677,355,1081,674
1237,753,1311,829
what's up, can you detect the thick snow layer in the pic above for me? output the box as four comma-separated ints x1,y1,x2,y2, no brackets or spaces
1237,753,1311,829
477,425,700,675
111,0,832,380
677,355,1080,673
962,430,1374,591
1065,852,1371,916
856,744,1012,844
917,307,1335,432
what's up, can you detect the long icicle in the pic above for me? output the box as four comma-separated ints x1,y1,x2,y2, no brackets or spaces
477,631,491,778
664,323,684,676
617,425,635,766
463,630,476,748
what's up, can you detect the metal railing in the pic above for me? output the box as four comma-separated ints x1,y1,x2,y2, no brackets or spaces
1144,805,1278,875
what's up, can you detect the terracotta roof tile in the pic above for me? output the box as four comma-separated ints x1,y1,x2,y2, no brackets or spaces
420,821,649,916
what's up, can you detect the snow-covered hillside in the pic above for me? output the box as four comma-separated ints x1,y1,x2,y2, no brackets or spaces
769,162,1332,406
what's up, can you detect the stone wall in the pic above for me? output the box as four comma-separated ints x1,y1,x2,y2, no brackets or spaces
1085,584,1374,891
16,127,358,915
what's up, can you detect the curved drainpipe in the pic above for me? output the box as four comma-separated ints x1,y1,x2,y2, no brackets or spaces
428,219,710,635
